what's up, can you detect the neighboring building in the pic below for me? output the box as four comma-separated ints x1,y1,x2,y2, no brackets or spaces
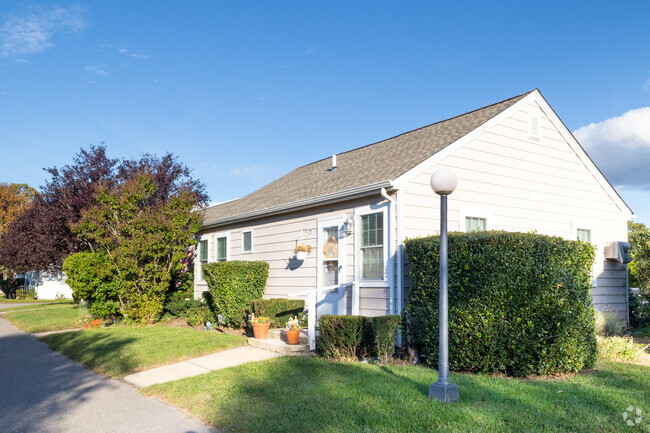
22,270,73,299
196,89,633,329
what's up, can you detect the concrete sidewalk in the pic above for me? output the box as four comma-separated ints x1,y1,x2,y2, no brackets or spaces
124,345,281,388
0,317,215,433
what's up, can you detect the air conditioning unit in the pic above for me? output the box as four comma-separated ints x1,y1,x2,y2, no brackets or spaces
604,241,632,264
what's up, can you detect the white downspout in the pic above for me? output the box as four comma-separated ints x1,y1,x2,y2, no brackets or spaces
396,189,403,317
381,188,396,315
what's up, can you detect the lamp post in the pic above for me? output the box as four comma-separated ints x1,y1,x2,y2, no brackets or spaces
428,167,459,403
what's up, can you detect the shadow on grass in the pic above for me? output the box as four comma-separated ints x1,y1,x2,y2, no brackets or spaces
153,357,650,433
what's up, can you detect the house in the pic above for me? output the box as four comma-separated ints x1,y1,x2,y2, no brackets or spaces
195,89,633,346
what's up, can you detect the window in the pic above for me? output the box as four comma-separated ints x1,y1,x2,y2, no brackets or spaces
199,239,208,281
242,231,252,253
577,228,591,243
216,236,227,261
361,212,384,279
466,216,487,232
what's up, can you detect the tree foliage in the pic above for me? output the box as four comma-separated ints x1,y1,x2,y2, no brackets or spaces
71,174,203,323
0,183,37,239
0,145,208,273
628,221,650,290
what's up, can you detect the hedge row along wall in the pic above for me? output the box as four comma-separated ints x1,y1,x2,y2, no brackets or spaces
404,231,597,376
203,260,269,328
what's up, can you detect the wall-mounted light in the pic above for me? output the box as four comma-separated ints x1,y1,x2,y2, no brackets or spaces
344,217,354,235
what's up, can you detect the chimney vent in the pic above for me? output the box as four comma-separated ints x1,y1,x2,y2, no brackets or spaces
331,155,337,170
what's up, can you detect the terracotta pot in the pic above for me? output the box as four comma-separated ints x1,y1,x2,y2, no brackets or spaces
252,322,270,339
286,329,300,345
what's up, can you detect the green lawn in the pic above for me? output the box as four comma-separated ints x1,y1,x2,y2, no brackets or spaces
39,326,248,377
1,301,76,311
3,304,87,332
0,298,72,303
142,357,650,433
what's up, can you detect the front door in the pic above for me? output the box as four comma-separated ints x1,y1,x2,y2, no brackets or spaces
316,216,346,318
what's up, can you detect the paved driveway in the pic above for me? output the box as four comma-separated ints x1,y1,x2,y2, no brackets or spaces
0,318,215,433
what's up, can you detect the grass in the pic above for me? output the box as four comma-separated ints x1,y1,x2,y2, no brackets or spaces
3,304,88,332
598,336,649,362
631,325,650,338
1,301,76,311
142,357,650,433
39,326,248,377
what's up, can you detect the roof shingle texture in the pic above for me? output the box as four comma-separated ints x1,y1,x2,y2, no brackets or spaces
203,91,532,223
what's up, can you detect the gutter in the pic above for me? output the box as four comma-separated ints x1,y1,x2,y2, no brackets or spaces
203,180,394,228
380,187,396,315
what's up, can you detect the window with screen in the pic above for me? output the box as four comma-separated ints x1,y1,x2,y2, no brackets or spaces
361,212,384,279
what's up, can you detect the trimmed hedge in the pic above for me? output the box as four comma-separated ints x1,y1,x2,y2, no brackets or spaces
319,314,400,362
203,260,269,328
372,315,401,363
405,231,597,376
250,298,306,328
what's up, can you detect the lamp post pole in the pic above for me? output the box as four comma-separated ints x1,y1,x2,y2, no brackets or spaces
429,168,459,403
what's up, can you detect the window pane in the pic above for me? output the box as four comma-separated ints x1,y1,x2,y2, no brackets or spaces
199,240,208,262
577,228,591,243
243,231,252,252
361,213,383,247
323,260,339,287
217,237,227,261
466,217,486,232
362,246,383,279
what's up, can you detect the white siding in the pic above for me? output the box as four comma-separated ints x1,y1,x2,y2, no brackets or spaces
401,100,629,322
195,196,394,317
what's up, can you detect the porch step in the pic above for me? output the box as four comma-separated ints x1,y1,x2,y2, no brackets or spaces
247,329,310,355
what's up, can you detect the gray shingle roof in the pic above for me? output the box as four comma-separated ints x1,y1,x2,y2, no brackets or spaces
203,91,532,224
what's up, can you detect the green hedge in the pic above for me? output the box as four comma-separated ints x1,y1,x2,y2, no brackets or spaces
63,251,121,318
250,298,306,328
319,314,400,362
203,260,269,328
405,231,597,376
372,315,401,363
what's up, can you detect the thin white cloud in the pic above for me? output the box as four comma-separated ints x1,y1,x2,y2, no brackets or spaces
117,48,127,53
574,107,650,188
643,78,650,92
0,5,87,58
230,166,261,177
116,47,151,59
85,64,108,76
306,48,315,54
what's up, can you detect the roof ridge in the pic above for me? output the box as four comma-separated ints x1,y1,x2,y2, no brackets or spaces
301,89,536,168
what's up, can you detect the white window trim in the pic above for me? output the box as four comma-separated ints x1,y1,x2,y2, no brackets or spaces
571,220,597,287
459,208,492,233
195,234,211,285
215,230,230,261
241,229,253,254
355,203,389,285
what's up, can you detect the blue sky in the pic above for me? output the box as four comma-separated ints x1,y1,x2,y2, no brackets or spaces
1,1,650,223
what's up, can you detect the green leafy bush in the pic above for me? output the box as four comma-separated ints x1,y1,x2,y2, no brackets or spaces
405,231,597,376
319,315,371,360
165,291,202,317
629,290,650,328
250,298,306,328
203,261,269,328
372,315,401,363
63,251,121,319
594,310,624,337
185,306,208,327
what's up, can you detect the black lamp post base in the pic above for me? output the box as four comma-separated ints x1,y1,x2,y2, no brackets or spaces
428,382,459,402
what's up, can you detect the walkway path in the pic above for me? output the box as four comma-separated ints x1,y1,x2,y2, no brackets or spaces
124,345,281,388
0,318,215,433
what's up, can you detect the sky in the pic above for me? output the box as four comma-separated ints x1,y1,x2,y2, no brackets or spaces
1,1,650,223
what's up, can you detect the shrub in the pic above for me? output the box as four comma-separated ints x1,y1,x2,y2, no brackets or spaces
404,231,597,376
165,291,202,317
203,261,269,328
63,251,121,319
372,315,401,363
319,315,371,360
597,336,648,362
594,310,624,337
250,298,306,328
629,290,650,328
185,307,208,327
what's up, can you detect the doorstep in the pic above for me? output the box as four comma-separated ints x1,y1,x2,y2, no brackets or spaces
247,328,310,355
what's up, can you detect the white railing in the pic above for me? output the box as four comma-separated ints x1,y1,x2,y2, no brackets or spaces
289,281,359,350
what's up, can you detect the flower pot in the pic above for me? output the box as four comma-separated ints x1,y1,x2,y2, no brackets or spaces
296,251,308,260
252,322,271,339
286,329,300,345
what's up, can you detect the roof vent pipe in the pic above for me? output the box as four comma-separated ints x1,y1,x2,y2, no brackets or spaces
331,154,337,170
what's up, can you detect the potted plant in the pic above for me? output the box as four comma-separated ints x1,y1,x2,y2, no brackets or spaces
294,243,312,261
285,316,301,345
249,314,271,339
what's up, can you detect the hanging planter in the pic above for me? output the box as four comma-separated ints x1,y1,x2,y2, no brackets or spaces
294,243,312,261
